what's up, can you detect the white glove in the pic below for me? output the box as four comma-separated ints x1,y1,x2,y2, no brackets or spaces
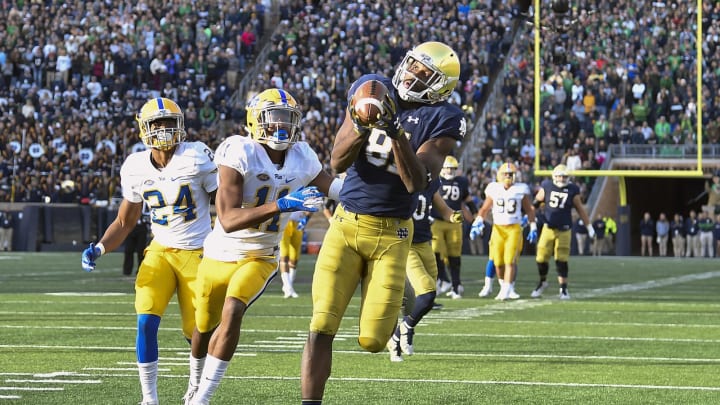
469,217,485,240
586,224,596,239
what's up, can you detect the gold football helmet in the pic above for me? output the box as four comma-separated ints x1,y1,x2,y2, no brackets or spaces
136,97,186,150
497,162,517,187
392,41,460,104
246,88,302,151
552,164,570,187
441,155,459,180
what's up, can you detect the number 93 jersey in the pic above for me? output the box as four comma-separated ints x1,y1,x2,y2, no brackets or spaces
203,135,322,262
120,141,218,249
484,181,531,225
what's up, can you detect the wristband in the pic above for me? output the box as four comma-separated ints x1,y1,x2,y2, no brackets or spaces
586,224,594,233
96,242,106,256
530,222,537,232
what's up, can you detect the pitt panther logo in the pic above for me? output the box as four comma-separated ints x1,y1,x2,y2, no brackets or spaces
396,227,409,239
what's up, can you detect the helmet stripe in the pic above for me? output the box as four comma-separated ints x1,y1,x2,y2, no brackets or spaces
156,98,165,110
277,89,288,104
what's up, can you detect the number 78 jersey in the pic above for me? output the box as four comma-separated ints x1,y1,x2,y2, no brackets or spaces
484,181,531,225
120,141,218,250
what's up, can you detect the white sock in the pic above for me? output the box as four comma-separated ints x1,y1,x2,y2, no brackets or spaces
194,355,229,403
484,276,493,287
280,271,290,289
289,267,297,284
137,361,158,403
498,278,504,287
188,354,206,388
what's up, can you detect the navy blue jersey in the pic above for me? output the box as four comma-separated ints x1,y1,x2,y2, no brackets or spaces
430,176,470,217
411,179,441,243
540,179,580,231
340,74,466,218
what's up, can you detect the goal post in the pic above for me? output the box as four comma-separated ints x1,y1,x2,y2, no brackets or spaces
530,0,705,255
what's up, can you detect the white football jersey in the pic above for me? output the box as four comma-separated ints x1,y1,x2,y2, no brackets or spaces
484,181,530,225
121,141,218,249
203,135,322,261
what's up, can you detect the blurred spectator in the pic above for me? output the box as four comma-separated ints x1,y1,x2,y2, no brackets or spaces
670,213,686,257
0,210,12,251
639,212,654,256
698,211,715,258
655,213,669,257
685,210,700,257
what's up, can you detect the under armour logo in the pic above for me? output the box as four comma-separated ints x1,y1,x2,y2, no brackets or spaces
397,227,409,239
407,116,419,124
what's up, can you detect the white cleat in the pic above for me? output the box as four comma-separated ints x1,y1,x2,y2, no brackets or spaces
530,281,549,298
448,291,462,299
386,337,403,362
508,290,520,300
559,289,571,300
494,287,510,301
282,286,299,298
182,384,198,405
399,323,414,355
437,280,452,294
478,284,493,297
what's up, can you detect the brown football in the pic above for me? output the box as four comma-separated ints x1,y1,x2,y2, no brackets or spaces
350,79,389,126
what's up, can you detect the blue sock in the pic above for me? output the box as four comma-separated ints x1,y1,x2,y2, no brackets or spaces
137,314,161,363
485,259,495,278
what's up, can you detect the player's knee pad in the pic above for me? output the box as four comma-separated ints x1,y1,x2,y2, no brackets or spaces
537,261,550,277
485,259,496,278
358,336,386,353
556,261,569,278
136,314,161,363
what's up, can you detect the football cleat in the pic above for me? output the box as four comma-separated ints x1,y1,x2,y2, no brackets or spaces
431,301,444,310
182,384,197,405
494,286,510,301
399,322,415,355
478,284,493,298
386,337,403,362
436,280,452,294
531,281,549,298
508,290,520,300
559,289,571,300
282,286,299,299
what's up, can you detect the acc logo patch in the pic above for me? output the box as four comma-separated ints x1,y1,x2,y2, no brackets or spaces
143,180,155,186
257,173,270,181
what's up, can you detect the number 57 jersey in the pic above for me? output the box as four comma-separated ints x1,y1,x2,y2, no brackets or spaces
120,141,218,250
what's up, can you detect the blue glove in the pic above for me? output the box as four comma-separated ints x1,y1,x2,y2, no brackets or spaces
81,243,102,272
521,214,529,228
469,217,485,241
527,229,538,244
297,215,309,230
276,186,325,213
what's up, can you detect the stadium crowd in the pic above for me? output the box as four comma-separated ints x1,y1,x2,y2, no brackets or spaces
0,0,718,236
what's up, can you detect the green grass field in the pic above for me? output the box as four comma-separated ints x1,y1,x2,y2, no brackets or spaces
1,252,719,404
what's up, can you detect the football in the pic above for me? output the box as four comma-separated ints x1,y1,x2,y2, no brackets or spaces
349,79,389,126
